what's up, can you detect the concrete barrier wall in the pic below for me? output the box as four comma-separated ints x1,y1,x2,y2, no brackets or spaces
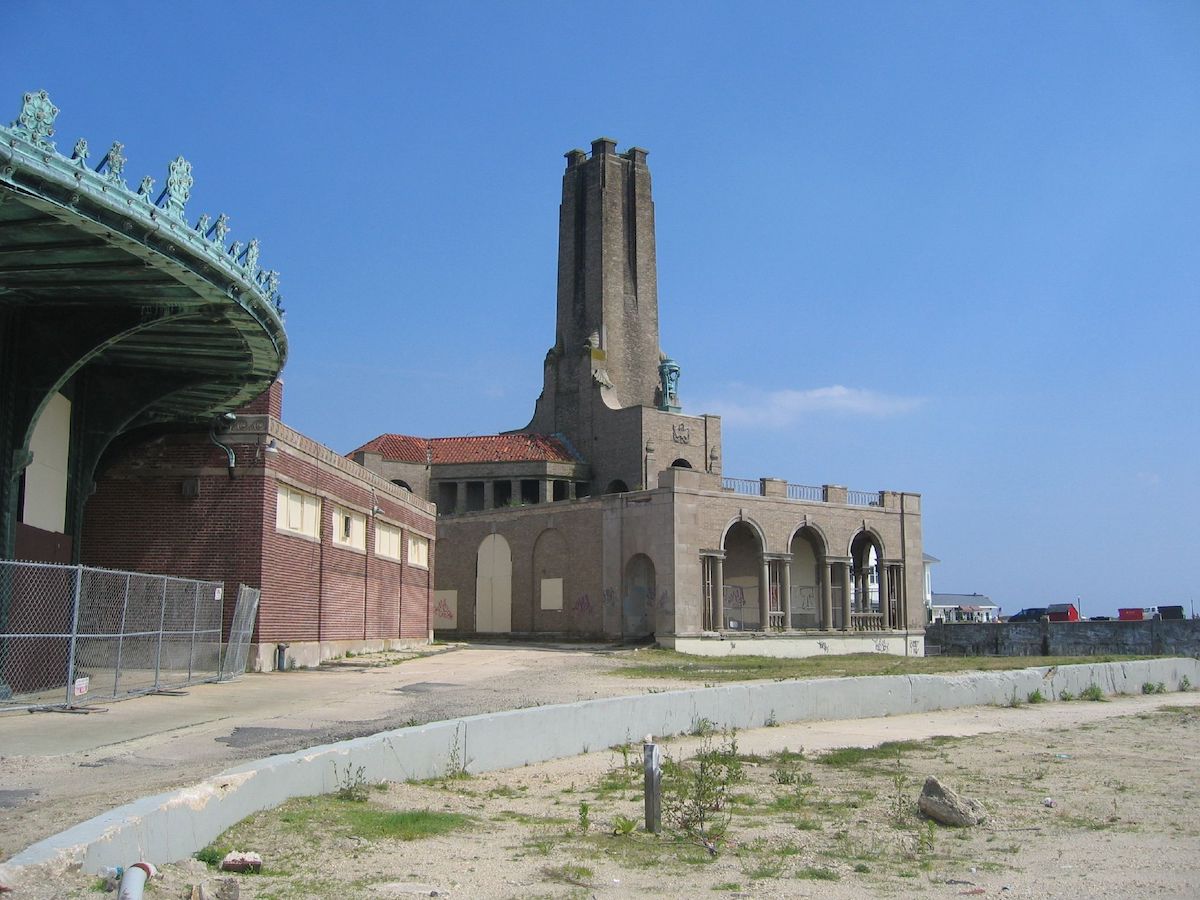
926,620,1200,657
5,657,1198,882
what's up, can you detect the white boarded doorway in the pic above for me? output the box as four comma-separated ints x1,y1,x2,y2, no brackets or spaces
475,533,512,633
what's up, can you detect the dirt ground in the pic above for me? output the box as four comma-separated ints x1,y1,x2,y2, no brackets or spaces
30,690,1200,899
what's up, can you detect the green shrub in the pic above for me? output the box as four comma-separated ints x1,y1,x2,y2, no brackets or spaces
1080,683,1106,702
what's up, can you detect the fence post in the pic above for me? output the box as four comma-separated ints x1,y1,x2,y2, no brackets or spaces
113,573,130,697
63,565,84,707
153,577,167,691
188,581,200,681
644,737,662,834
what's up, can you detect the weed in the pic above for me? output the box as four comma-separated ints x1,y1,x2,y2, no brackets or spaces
578,800,590,831
1005,689,1024,708
663,730,741,846
1059,689,1076,701
1081,683,1106,702
712,883,741,891
1180,676,1191,692
691,716,716,736
195,845,227,867
765,709,779,727
854,862,871,873
1142,681,1167,695
795,817,822,831
818,740,921,768
890,749,910,825
612,814,637,836
916,820,936,862
1027,688,1046,704
445,723,471,779
333,761,369,802
772,759,799,785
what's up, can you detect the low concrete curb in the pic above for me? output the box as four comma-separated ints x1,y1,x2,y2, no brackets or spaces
3,657,1196,882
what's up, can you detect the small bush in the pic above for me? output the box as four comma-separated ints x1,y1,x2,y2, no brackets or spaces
1059,689,1076,701
333,761,369,802
1142,681,1167,695
1181,676,1192,692
194,845,227,867
1027,689,1046,704
612,814,637,835
1080,684,1106,702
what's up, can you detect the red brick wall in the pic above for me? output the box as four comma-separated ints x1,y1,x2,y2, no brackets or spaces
82,425,434,647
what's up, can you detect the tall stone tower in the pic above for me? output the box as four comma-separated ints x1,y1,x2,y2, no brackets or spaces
525,138,662,433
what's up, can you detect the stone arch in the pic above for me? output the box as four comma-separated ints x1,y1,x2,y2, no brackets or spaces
721,520,764,631
670,458,692,468
475,533,511,633
605,479,629,494
787,525,827,629
532,527,568,626
849,530,884,616
622,553,655,638
390,479,411,492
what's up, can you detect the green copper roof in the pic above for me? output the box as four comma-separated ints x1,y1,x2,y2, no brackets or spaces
0,89,288,422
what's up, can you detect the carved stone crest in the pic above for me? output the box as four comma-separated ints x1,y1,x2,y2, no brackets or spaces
671,422,690,444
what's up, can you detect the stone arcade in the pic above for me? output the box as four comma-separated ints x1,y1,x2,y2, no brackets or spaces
353,138,926,657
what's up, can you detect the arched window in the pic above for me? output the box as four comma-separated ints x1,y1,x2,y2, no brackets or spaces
670,458,692,469
391,479,411,492
605,479,629,494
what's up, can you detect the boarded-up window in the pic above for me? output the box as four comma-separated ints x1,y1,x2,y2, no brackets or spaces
376,522,402,560
540,577,563,611
276,485,320,539
332,505,366,551
408,534,429,568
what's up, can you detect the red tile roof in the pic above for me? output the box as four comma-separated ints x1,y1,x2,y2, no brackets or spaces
350,433,580,465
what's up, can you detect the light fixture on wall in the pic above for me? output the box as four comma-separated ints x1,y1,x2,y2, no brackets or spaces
264,439,279,454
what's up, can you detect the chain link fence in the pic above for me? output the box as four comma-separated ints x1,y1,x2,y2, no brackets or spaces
0,560,248,711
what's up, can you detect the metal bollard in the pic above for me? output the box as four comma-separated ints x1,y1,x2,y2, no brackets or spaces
643,735,662,834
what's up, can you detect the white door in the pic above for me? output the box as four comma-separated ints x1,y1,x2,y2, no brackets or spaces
475,534,512,633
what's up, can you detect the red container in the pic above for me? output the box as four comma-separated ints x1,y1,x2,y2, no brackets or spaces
1118,608,1143,621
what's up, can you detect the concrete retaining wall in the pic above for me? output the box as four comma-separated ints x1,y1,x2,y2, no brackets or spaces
926,620,1200,657
4,657,1197,883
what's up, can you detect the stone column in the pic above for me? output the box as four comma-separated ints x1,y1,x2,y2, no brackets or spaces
453,481,466,515
838,562,852,632
759,557,771,631
780,558,792,631
713,555,724,631
821,562,834,632
483,481,495,509
510,479,521,506
539,480,552,504
894,564,906,629
879,565,891,629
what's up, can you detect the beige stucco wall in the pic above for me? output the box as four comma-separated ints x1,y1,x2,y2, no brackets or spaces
23,392,71,533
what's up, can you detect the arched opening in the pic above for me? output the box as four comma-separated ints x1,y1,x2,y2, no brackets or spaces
475,533,512,633
605,479,629,494
670,458,692,469
850,531,883,628
390,479,411,492
787,526,825,629
722,521,763,631
623,553,655,638
532,528,568,628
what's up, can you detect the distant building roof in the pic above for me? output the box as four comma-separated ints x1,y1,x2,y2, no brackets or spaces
931,592,996,608
350,432,581,465
923,553,941,564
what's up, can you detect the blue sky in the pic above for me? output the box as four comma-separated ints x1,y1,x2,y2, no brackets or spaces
6,2,1199,617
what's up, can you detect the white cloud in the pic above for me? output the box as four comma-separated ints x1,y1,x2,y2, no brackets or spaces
702,384,926,427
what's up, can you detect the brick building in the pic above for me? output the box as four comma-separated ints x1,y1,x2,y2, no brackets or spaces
84,382,436,669
353,139,926,657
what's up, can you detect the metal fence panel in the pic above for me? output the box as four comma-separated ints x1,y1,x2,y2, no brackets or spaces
0,560,224,711
220,584,261,681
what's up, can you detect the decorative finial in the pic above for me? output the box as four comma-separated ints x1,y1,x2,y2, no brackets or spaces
97,141,126,185
11,90,58,147
164,155,192,218
71,138,89,167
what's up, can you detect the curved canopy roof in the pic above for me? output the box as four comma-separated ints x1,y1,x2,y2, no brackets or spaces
0,89,287,425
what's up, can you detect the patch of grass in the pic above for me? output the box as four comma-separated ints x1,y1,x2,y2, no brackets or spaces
1027,688,1046,704
611,649,1151,683
796,866,840,881
542,863,593,886
817,740,922,767
340,807,471,841
1142,681,1167,695
712,883,741,892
